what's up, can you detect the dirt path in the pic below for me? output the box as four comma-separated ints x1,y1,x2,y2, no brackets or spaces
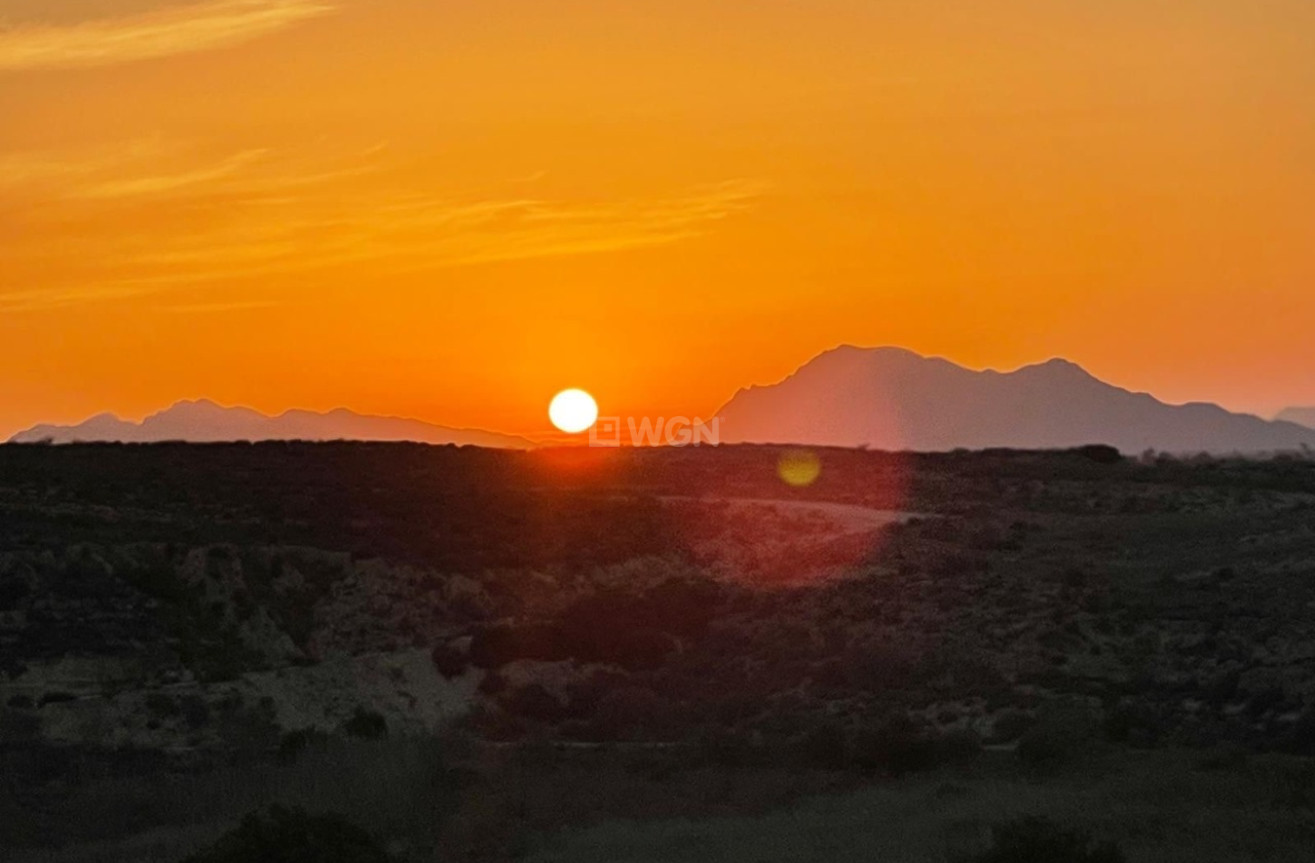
657,494,919,534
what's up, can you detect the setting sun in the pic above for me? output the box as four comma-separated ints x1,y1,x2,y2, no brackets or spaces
548,389,599,434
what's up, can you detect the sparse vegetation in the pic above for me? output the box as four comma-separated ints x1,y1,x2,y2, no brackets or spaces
181,805,399,863
3,443,1315,860
343,707,388,740
968,816,1126,863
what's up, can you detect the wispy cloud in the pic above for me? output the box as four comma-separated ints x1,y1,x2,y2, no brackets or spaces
76,149,268,198
0,283,167,313
0,139,172,186
0,0,336,71
162,299,281,314
0,141,768,312
101,180,767,275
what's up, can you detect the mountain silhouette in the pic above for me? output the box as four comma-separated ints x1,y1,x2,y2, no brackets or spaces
713,346,1315,454
9,400,535,448
1276,407,1315,430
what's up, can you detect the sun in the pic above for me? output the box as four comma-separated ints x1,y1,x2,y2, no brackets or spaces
548,388,599,434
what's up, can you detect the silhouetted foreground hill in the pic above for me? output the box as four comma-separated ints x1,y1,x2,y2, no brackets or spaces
714,346,1315,454
8,400,534,448
1277,407,1315,430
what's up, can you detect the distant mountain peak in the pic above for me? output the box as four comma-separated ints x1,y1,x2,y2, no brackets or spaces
1277,406,1315,430
1031,356,1083,370
833,343,924,357
817,344,926,363
1012,356,1098,381
714,345,1315,454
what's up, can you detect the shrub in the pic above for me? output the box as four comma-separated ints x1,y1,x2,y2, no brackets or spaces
343,707,387,740
145,692,181,718
799,721,849,770
278,727,329,764
182,805,399,863
38,691,76,707
430,641,468,678
1101,699,1170,746
851,717,980,776
967,816,1125,863
1016,705,1097,766
851,716,936,776
589,685,668,740
1283,708,1315,755
181,695,210,730
689,727,761,769
0,708,41,744
0,576,30,611
1195,745,1248,771
988,709,1034,744
499,684,568,724
1072,445,1123,465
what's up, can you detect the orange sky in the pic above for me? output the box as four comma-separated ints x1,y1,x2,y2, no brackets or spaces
3,0,1314,438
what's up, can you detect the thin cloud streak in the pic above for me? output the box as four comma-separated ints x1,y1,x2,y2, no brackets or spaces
0,0,337,71
162,299,281,314
0,139,173,186
0,141,768,311
107,181,768,274
77,149,269,199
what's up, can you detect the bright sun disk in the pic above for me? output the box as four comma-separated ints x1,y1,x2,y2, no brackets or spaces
548,389,599,434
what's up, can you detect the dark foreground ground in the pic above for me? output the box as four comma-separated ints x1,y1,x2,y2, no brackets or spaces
2,442,1314,861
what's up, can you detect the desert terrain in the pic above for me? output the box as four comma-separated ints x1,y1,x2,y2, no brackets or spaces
2,442,1314,861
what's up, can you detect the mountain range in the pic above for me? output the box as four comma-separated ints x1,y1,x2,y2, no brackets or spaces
10,348,1315,454
8,400,534,449
711,346,1315,455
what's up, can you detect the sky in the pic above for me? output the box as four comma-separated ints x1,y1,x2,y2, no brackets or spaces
2,0,1314,438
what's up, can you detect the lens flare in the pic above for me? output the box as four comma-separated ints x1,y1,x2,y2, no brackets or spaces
777,449,821,487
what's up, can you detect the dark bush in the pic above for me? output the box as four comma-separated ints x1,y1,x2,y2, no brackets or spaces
968,816,1125,863
799,721,849,770
593,627,676,672
38,692,76,707
840,640,924,692
1017,705,1097,766
467,617,677,672
988,710,1034,744
181,805,399,863
467,623,562,668
1201,669,1240,707
589,686,669,740
277,727,329,764
1247,685,1287,718
937,728,985,763
145,692,181,718
500,684,568,724
1072,445,1123,465
851,716,979,776
640,578,722,638
1283,708,1315,755
343,707,387,739
476,670,506,696
0,708,41,743
181,695,210,729
689,727,761,769
430,641,468,678
0,577,30,610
